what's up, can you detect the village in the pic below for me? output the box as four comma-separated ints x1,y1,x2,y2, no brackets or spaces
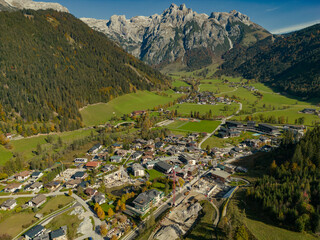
0,108,308,240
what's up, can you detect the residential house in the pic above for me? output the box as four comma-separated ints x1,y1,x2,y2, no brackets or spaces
71,171,88,180
93,192,106,205
88,143,102,154
112,143,123,149
74,158,88,163
85,161,101,169
132,189,164,214
50,227,67,240
115,149,127,157
24,225,45,240
44,181,60,191
131,163,145,177
0,199,17,210
110,155,123,163
144,160,159,170
31,171,43,181
26,182,43,192
28,194,47,208
65,179,81,188
301,108,317,114
131,151,143,161
15,171,32,181
4,183,22,192
84,188,97,197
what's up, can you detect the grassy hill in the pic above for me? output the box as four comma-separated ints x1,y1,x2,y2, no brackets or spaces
80,90,181,126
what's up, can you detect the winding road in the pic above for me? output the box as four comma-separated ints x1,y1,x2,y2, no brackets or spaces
199,102,242,149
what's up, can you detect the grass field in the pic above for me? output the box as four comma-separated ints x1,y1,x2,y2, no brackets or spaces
246,218,319,240
146,169,165,181
0,146,13,166
199,79,236,93
185,200,216,240
39,195,73,215
172,80,190,88
168,103,238,117
203,132,259,148
233,107,320,126
46,209,81,239
80,90,181,126
166,120,221,133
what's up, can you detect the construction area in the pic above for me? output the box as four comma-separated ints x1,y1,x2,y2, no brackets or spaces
150,192,207,240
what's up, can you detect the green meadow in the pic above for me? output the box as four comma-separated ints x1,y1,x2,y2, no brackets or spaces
166,120,221,133
168,103,239,117
80,90,181,126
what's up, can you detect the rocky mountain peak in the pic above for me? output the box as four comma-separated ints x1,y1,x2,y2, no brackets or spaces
81,3,270,70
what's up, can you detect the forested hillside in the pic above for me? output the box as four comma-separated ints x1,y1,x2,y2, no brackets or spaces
246,127,320,234
216,24,320,98
0,10,168,132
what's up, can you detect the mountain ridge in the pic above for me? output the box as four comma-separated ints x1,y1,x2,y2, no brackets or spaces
81,3,270,70
0,0,68,12
216,23,320,98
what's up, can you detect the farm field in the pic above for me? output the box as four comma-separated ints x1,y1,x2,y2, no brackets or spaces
166,120,221,133
168,103,239,117
199,79,236,93
245,218,319,240
38,195,73,215
80,90,181,126
203,131,259,148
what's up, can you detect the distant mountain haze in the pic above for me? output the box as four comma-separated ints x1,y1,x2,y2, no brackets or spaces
81,3,271,70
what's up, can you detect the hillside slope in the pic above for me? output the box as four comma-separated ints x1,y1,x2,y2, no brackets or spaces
216,24,320,98
0,10,168,131
82,3,270,71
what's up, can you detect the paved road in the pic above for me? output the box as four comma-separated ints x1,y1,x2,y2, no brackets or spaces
0,191,66,199
210,201,220,226
199,102,242,149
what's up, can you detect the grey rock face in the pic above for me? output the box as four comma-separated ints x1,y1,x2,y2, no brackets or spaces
1,0,68,12
82,4,270,68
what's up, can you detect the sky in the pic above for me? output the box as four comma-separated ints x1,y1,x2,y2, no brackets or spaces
38,0,320,34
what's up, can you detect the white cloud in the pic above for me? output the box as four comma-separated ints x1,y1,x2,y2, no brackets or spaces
266,7,279,12
271,19,320,34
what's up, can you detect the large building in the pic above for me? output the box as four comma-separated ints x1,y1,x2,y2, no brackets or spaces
258,123,279,134
154,161,173,174
132,189,164,214
131,163,145,177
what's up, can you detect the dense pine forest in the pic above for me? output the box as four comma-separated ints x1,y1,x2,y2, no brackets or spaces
0,10,168,132
246,127,320,234
216,24,320,98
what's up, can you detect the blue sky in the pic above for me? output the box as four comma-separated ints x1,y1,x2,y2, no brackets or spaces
38,0,320,33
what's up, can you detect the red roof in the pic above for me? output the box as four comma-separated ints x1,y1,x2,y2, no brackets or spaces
86,161,100,167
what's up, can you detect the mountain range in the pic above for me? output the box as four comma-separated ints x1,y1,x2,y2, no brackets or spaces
0,0,68,12
216,24,320,98
82,3,271,71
